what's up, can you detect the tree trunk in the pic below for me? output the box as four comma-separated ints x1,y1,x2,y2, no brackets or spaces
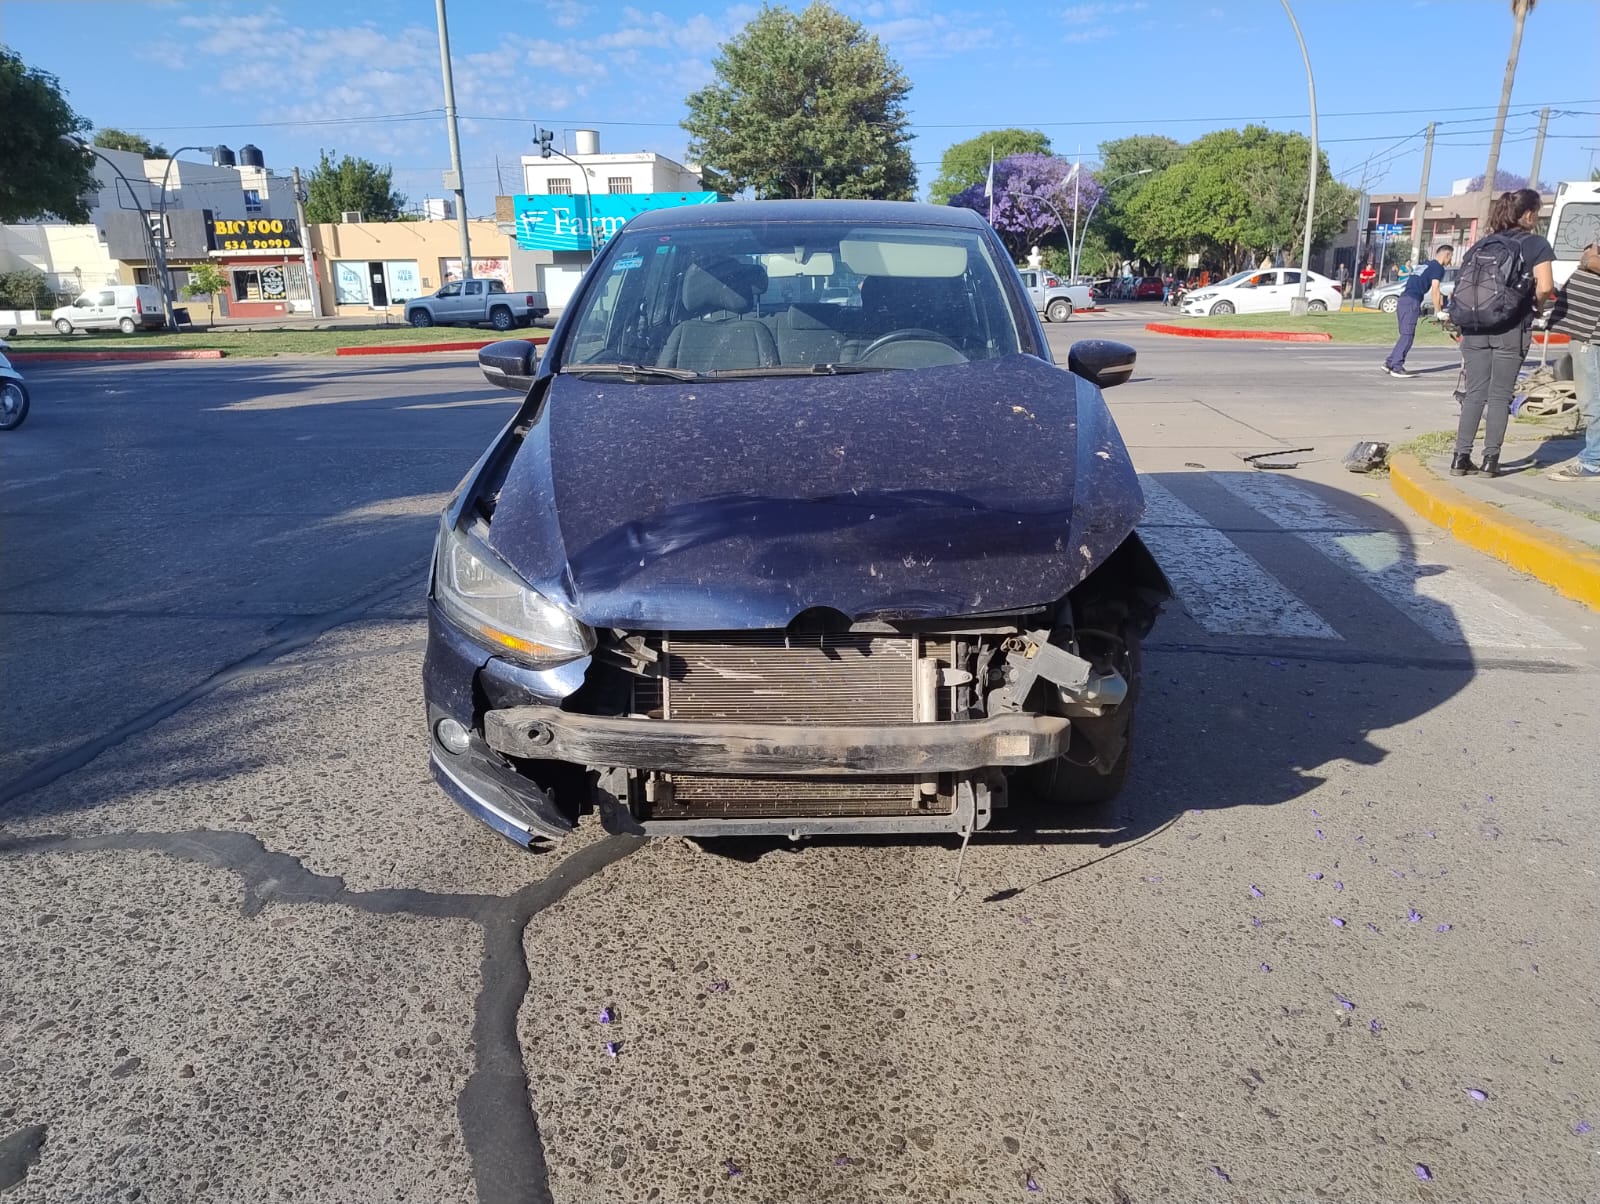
1480,0,1535,235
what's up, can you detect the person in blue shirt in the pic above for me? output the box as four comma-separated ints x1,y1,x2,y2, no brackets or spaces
1383,243,1454,378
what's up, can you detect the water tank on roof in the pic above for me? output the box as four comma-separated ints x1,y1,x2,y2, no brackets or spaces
238,144,264,168
212,144,236,168
573,129,599,156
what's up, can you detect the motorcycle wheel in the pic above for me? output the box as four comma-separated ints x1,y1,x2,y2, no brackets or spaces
0,380,30,431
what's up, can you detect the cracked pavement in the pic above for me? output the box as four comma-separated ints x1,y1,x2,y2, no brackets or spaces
2,340,1597,1202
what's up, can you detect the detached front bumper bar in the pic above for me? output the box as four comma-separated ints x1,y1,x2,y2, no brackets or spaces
483,705,1071,774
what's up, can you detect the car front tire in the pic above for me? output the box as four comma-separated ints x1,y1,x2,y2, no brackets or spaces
1209,300,1236,316
409,309,434,328
54,318,73,335
1380,295,1399,314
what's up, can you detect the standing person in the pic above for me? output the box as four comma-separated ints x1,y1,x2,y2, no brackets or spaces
1382,244,1454,377
1450,188,1557,477
1546,241,1600,481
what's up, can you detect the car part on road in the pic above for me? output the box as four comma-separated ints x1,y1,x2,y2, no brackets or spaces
1342,441,1390,473
1241,447,1314,470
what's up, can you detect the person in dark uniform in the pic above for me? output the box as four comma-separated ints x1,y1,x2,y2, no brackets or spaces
1382,243,1453,377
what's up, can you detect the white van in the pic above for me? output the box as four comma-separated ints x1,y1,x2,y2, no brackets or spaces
1548,180,1600,287
51,284,166,334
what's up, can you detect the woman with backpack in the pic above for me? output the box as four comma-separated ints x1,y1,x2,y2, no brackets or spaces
1449,188,1557,476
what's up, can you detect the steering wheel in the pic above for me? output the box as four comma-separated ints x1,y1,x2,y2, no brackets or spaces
857,328,965,360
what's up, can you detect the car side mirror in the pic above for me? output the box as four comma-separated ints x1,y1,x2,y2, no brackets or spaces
5,328,15,338
1067,339,1136,389
478,339,538,392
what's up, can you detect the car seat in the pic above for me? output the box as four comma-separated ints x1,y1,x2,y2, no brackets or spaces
657,259,778,373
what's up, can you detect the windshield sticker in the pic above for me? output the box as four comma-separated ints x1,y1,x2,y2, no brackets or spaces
612,254,644,272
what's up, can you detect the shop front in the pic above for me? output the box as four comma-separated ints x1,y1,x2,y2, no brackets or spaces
207,217,314,318
330,259,422,310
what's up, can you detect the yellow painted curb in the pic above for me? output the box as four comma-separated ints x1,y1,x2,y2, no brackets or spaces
1389,452,1600,612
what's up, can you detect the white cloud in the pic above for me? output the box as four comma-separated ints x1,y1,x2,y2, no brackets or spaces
1061,2,1146,23
1063,26,1113,43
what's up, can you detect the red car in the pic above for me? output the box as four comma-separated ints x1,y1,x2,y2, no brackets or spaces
1133,277,1165,301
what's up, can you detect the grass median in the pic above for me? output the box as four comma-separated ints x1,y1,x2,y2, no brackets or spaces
1161,309,1456,345
4,327,527,357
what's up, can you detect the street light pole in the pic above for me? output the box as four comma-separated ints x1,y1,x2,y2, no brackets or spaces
155,146,210,328
1072,168,1153,282
435,0,474,281
1281,0,1319,314
62,137,168,322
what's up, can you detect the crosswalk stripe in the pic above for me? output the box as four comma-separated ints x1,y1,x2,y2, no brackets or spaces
1137,479,1341,640
1208,473,1579,650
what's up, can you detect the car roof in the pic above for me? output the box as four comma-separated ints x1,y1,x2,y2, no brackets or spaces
622,198,990,231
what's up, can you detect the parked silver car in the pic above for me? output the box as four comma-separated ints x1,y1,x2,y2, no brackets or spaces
1363,269,1457,314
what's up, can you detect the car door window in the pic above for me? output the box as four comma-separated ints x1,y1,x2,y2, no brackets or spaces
72,295,93,310
437,283,461,298
98,290,117,308
464,281,483,296
1281,270,1302,285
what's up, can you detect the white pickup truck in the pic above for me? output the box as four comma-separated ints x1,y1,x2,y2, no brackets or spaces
404,279,549,331
1018,269,1095,322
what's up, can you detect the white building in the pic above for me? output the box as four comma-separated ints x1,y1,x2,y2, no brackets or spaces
519,129,703,198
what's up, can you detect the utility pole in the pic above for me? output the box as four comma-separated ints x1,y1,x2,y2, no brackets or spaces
1410,122,1435,266
291,166,323,319
1528,106,1550,193
434,0,473,280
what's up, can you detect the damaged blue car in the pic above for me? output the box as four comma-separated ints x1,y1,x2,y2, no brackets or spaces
424,200,1169,845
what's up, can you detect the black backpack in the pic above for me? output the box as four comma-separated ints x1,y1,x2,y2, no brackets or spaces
1449,233,1532,333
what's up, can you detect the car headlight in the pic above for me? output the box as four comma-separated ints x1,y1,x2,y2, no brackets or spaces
1189,292,1214,303
433,520,594,666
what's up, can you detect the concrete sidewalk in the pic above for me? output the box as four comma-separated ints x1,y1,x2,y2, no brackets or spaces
1389,426,1600,611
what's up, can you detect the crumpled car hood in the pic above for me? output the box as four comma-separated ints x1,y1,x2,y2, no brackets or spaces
488,353,1144,629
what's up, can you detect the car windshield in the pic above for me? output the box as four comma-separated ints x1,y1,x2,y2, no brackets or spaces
1213,271,1257,288
561,217,1023,379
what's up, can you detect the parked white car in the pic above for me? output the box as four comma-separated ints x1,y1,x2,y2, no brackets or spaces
1180,268,1342,316
52,284,165,334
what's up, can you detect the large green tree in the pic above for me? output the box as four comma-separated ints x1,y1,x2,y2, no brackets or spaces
1123,126,1354,271
682,3,914,201
304,150,407,223
0,46,96,222
1092,134,1185,259
93,127,169,158
928,128,1051,206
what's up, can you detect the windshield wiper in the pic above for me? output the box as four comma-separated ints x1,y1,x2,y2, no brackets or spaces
561,362,702,381
704,364,893,379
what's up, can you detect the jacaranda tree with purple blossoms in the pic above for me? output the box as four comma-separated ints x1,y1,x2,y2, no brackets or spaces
948,153,1104,262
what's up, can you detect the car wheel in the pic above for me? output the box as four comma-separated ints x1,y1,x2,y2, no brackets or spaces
1380,295,1399,314
408,309,433,328
1209,300,1236,316
54,318,73,335
118,317,137,334
0,380,29,431
489,307,514,332
1306,299,1328,313
1020,627,1142,808
1046,299,1073,323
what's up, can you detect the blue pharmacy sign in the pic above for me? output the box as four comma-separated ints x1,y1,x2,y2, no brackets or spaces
513,191,719,252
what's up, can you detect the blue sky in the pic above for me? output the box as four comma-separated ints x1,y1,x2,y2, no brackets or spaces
4,0,1597,215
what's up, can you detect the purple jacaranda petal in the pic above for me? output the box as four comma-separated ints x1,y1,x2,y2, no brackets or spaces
1315,830,1325,840
1466,1089,1488,1101
1369,1018,1383,1034
1330,917,1347,927
1144,875,1164,883
906,953,920,961
1308,872,1324,880
1250,917,1263,928
1408,909,1422,923
598,1007,614,1025
1354,834,1365,842
1391,870,1406,878
1250,885,1265,898
605,1041,620,1057
1425,829,1436,838
1269,659,1286,667
834,1155,850,1167
1188,808,1203,816
1209,1166,1232,1183
1026,1174,1042,1192
1365,922,1380,932
1415,1163,1432,1181
1309,808,1321,818
1574,1121,1593,1135
708,980,731,993
1260,963,1272,973
1334,882,1345,892
1020,914,1034,925
1335,993,1355,1011
726,1160,743,1177
1436,924,1452,933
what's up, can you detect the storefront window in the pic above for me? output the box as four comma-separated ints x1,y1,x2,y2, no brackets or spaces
230,263,307,303
333,262,368,305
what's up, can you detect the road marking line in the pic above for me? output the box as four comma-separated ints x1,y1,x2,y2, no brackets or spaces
1137,479,1341,640
1209,474,1580,650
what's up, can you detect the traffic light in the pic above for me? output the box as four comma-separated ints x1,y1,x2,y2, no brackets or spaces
537,128,554,160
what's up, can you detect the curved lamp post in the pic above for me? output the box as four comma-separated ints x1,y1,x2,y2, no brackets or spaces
536,129,597,264
1073,168,1153,280
154,147,211,327
60,136,169,322
1010,191,1074,269
1281,0,1319,314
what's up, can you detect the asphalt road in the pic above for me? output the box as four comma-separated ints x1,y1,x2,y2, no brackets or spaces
2,312,1597,1203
